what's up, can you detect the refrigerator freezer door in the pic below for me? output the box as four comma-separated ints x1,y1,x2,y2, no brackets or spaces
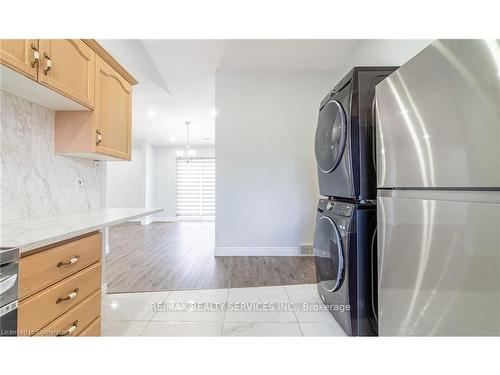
377,190,500,336
376,39,500,189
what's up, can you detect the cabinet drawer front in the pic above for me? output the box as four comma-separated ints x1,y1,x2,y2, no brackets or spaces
18,262,101,336
19,232,101,300
35,291,101,337
78,316,101,337
38,39,95,109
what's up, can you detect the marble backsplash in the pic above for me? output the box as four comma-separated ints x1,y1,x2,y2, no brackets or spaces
1,91,102,222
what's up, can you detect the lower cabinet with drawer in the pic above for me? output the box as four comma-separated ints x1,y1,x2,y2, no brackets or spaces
35,290,101,337
79,317,101,337
17,232,103,337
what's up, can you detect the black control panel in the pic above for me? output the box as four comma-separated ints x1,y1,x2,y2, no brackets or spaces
318,199,354,217
333,203,353,217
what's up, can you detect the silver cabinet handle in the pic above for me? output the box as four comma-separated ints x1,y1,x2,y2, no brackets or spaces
43,52,52,75
57,255,80,268
57,321,79,337
56,288,79,304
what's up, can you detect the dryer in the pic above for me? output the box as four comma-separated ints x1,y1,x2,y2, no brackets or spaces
315,67,396,201
313,198,378,336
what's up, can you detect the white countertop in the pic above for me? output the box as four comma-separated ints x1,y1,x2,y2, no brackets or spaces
0,208,162,253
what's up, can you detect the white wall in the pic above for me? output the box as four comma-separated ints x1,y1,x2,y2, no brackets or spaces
105,139,155,224
334,39,434,82
143,142,155,224
98,39,170,97
153,146,215,220
152,147,176,220
106,144,146,209
215,71,335,255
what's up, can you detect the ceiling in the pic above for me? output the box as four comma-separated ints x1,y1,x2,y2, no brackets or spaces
130,40,357,147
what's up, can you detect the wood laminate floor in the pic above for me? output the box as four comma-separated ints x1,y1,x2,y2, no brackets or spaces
106,222,316,293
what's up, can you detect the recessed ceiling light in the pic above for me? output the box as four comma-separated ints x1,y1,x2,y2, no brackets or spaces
147,110,156,118
169,137,176,143
210,109,218,117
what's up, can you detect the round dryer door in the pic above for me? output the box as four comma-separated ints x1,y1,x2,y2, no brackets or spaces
314,215,345,292
315,99,347,173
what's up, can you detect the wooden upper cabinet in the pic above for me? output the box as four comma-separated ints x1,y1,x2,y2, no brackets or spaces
0,39,39,80
1,39,137,161
38,40,95,109
54,53,135,161
94,56,132,159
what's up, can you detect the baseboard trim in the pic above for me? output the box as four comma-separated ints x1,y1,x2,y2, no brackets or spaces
153,216,178,222
130,216,217,224
214,247,304,256
141,216,154,226
135,216,179,224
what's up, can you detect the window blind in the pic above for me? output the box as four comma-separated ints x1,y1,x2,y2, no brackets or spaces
176,158,215,217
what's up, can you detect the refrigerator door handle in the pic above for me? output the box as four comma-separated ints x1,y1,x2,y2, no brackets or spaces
371,228,378,323
371,96,377,173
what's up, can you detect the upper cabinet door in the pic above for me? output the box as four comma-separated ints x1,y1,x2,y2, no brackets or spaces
94,56,132,160
0,39,39,80
38,39,95,109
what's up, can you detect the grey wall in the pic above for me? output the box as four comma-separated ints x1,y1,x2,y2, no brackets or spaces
0,91,102,221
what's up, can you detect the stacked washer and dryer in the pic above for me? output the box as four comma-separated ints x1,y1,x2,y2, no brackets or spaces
313,67,396,336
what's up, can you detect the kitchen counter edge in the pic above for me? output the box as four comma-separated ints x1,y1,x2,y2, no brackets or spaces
0,208,163,254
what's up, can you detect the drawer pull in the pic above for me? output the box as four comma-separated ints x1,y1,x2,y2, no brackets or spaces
56,288,80,304
57,255,80,268
57,321,79,337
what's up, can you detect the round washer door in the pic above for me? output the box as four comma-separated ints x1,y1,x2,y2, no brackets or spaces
314,215,345,292
315,99,347,173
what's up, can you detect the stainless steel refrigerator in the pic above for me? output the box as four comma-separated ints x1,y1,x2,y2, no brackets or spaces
375,39,500,336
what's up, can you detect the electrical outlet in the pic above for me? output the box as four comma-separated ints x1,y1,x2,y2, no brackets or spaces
76,178,83,192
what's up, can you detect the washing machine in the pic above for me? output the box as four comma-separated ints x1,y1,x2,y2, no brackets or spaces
315,67,397,201
313,198,378,336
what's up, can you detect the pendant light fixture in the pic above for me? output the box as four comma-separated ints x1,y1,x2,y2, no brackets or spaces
176,121,197,160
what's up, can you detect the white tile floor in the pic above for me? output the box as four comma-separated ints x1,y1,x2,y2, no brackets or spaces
102,284,346,336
